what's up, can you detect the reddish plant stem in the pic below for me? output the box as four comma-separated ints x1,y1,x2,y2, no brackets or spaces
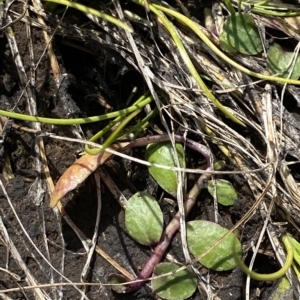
126,170,211,292
127,134,212,165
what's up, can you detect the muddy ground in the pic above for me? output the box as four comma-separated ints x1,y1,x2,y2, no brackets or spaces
0,1,299,300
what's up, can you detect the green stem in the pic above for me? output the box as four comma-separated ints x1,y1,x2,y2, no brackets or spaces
0,97,152,125
42,0,133,32
85,108,142,155
122,108,158,139
88,94,151,143
223,0,236,14
235,235,294,281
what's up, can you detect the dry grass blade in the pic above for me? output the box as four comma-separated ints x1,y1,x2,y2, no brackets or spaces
0,217,46,300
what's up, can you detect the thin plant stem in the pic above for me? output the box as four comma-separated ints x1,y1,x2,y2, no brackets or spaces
85,109,142,155
42,0,133,32
0,97,152,125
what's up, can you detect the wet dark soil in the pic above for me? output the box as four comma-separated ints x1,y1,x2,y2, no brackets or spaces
0,2,296,300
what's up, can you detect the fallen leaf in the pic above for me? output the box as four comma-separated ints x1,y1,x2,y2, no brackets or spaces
50,142,129,208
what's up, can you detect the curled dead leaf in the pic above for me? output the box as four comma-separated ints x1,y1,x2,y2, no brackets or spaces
50,142,129,208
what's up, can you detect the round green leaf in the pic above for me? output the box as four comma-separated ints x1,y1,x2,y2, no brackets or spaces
208,179,238,206
145,143,185,197
219,30,237,54
125,192,163,246
267,43,300,79
151,262,197,300
187,220,242,271
220,13,263,55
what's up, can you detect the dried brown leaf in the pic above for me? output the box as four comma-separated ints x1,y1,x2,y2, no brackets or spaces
50,142,129,208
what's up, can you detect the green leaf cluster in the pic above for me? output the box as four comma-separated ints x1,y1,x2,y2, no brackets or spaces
123,142,241,299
